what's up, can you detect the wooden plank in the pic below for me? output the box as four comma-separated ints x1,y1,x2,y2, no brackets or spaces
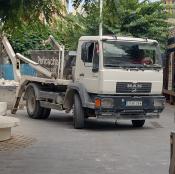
163,89,175,96
163,89,175,104
170,132,175,174
172,54,175,91
168,52,174,90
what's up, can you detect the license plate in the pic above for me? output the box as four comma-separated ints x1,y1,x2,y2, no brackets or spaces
126,101,142,107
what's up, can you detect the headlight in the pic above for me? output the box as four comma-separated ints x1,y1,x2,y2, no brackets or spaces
154,99,165,107
101,98,114,108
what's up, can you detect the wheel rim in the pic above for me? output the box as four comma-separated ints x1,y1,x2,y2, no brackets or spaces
27,89,36,114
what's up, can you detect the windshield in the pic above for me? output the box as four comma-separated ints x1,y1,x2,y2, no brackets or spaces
103,40,162,69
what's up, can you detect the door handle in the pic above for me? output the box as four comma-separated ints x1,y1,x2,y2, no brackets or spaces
79,73,84,77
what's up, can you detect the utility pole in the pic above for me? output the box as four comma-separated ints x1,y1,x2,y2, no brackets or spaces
99,0,103,38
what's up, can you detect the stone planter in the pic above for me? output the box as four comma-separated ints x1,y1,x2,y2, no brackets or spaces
0,116,20,141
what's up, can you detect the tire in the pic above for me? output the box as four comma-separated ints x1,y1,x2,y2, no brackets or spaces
26,86,47,119
73,94,85,129
132,120,145,128
41,108,51,119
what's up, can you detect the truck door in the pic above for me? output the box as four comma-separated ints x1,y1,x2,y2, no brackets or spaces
79,41,100,93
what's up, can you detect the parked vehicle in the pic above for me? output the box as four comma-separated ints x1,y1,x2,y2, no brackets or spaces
3,35,165,129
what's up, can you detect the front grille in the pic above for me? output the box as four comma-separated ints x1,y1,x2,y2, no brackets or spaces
116,82,151,93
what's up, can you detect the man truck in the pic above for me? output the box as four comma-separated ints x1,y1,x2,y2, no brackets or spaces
2,35,165,129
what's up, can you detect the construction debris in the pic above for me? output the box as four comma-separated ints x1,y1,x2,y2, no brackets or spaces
0,78,19,86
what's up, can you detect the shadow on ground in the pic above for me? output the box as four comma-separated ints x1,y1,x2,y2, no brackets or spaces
45,111,155,132
15,109,158,132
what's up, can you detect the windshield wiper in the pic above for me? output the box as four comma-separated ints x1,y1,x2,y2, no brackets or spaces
121,64,145,69
126,64,162,70
143,64,162,69
104,64,145,71
104,64,128,69
105,63,143,68
152,64,162,68
104,63,162,71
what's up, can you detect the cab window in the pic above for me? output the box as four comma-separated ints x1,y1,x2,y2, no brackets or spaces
81,42,94,63
81,41,99,70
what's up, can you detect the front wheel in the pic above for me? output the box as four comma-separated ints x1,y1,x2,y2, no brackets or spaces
73,94,85,129
132,120,145,128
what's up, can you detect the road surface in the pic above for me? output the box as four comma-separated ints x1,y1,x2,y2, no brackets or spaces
0,104,174,174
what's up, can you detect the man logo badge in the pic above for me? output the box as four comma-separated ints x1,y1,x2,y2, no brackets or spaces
127,83,142,93
131,88,137,93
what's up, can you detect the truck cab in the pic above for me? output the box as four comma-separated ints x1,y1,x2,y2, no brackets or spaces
67,35,165,128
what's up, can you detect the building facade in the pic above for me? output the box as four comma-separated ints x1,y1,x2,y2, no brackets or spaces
164,0,175,4
164,0,175,17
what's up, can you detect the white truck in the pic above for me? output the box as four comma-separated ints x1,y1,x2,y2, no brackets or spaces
3,35,165,129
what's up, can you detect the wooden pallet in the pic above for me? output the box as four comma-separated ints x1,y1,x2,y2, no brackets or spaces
163,89,175,105
170,132,175,174
164,36,175,105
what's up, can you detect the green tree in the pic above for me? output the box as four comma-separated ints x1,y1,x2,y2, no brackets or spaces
73,0,171,49
0,0,81,53
1,0,172,52
0,0,65,33
9,13,85,54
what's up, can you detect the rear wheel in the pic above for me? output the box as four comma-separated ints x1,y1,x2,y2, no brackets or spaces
26,86,50,119
132,120,145,128
73,94,85,129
